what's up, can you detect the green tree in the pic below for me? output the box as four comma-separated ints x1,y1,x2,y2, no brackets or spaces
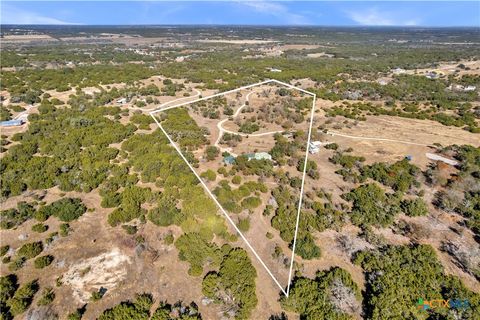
400,198,429,217
237,217,250,232
200,169,217,182
281,267,360,320
98,293,153,320
354,244,480,319
342,183,401,227
34,255,54,269
37,287,55,306
0,274,18,303
295,233,321,260
202,248,257,319
205,146,220,161
175,233,222,276
32,223,48,233
17,241,43,259
6,280,39,316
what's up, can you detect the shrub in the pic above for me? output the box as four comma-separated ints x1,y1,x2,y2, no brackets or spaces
46,198,87,222
131,113,153,129
354,244,480,319
342,183,401,227
46,232,59,245
239,121,259,134
164,233,174,245
241,196,261,210
324,143,339,150
17,242,43,259
202,248,257,319
98,293,153,320
295,233,321,260
200,169,217,182
401,198,429,217
189,264,204,277
237,217,250,232
34,255,54,269
0,274,18,303
0,245,9,257
67,310,83,320
8,257,25,272
59,223,70,237
0,202,35,229
6,280,39,316
122,225,137,235
297,158,319,179
218,167,228,176
90,290,104,302
232,175,242,185
148,196,183,227
281,267,360,319
175,233,222,276
37,287,55,306
31,223,48,233
205,146,220,161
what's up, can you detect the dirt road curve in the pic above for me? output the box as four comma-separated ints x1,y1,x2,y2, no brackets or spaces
214,90,285,156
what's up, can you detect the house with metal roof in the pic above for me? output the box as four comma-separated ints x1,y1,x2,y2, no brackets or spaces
245,152,272,161
0,119,24,127
223,155,236,165
254,152,272,160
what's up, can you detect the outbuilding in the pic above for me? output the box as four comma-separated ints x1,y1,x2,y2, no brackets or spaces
223,155,236,165
246,152,272,161
0,119,25,127
116,98,127,105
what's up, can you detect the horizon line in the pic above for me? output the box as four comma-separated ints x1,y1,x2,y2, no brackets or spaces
2,24,479,28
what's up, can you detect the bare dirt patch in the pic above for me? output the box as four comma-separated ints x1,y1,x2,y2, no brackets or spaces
1,34,57,44
320,114,480,169
63,248,131,303
197,39,278,44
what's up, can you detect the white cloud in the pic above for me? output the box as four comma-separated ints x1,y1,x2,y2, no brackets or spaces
1,4,79,25
348,7,419,26
240,1,311,25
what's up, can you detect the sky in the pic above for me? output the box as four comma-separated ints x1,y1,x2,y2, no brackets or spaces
1,1,479,27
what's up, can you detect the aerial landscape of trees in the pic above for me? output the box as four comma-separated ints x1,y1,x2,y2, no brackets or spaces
354,244,479,319
0,24,479,319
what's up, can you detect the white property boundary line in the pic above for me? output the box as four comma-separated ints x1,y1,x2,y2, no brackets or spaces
149,79,316,297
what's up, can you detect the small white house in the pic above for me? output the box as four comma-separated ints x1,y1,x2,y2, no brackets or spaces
464,85,476,92
116,98,127,105
268,67,282,73
392,68,406,74
425,72,439,79
1,119,25,127
309,142,321,154
448,84,465,91
377,79,389,86
254,152,272,160
246,152,272,161
309,145,320,154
